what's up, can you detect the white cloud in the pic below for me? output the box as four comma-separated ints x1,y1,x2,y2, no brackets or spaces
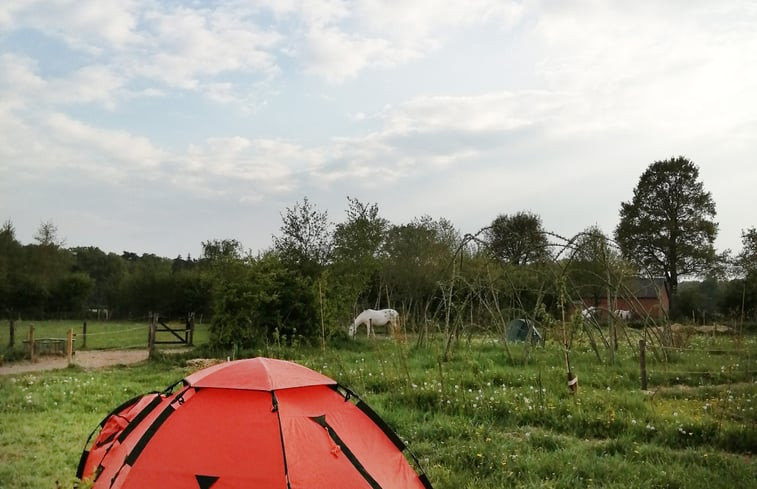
1,1,283,109
179,137,329,198
299,0,526,82
133,6,282,90
45,112,165,170
527,1,757,137
0,0,140,51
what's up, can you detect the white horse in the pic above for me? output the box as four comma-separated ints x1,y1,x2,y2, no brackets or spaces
349,309,399,338
614,309,632,320
581,306,599,319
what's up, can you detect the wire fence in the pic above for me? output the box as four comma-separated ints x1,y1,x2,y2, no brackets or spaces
3,320,209,354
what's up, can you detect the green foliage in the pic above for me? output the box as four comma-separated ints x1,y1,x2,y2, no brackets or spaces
208,253,319,349
71,247,127,309
615,157,718,300
484,211,550,266
738,227,757,271
379,216,461,320
565,226,633,307
273,197,332,277
327,197,388,323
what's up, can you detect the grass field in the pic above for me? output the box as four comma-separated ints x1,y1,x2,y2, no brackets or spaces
0,319,210,354
0,322,755,488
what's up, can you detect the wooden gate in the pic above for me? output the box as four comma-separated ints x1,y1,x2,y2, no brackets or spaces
148,313,195,349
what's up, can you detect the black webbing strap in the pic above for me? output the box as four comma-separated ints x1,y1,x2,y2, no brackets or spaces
106,388,191,488
76,450,90,480
124,401,177,467
116,394,164,444
354,400,406,451
76,392,158,479
271,392,292,489
310,415,383,489
334,384,435,489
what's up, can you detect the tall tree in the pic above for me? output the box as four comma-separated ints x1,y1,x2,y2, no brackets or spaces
0,221,22,316
380,216,460,319
34,220,65,247
273,197,332,277
332,197,387,263
739,227,757,269
568,226,623,306
484,211,550,265
329,197,388,318
615,156,718,306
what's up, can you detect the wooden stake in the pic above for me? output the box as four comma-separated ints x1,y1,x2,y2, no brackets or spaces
66,329,74,366
28,324,36,363
639,339,648,390
319,279,325,352
148,313,156,351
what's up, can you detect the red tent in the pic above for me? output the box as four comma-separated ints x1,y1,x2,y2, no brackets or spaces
77,357,433,489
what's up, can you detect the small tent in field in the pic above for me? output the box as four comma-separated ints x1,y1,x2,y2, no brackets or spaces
506,318,542,344
77,357,433,489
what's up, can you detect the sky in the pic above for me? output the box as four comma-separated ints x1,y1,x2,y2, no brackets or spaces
1,0,756,260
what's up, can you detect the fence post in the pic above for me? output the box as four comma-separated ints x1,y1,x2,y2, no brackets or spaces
187,312,195,347
639,339,648,390
82,320,87,349
66,329,74,366
28,324,36,363
9,318,14,347
148,313,156,351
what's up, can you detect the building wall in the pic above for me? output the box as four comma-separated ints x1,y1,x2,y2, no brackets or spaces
579,294,669,319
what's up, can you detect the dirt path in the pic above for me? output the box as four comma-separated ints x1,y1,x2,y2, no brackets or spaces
0,349,151,376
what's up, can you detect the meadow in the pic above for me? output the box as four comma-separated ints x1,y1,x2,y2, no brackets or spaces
0,319,210,355
0,321,755,489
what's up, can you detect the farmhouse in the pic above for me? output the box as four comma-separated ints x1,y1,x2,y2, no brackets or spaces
580,277,669,320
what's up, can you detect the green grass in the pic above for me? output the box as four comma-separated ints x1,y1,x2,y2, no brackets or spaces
0,328,755,489
0,320,210,355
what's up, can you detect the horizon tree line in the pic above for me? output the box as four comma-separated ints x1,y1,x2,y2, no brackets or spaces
1,157,755,349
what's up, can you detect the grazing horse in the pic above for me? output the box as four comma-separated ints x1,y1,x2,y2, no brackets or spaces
581,306,599,319
350,309,399,338
614,309,632,320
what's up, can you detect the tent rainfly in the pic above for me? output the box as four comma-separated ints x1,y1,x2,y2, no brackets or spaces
77,357,433,489
506,318,542,344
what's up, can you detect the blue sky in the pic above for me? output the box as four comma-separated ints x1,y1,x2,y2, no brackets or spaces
1,0,755,262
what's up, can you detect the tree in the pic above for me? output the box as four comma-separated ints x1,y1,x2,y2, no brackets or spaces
72,246,127,312
739,227,757,270
34,220,65,247
728,227,757,321
332,197,387,264
273,197,332,277
201,239,244,263
328,197,389,322
615,157,718,309
484,211,550,265
209,252,319,348
380,216,460,320
0,221,22,316
567,226,626,307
